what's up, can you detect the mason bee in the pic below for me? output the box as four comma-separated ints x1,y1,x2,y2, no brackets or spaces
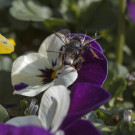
48,29,102,70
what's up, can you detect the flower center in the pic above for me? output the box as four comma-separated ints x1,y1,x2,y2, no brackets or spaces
38,68,59,84
51,70,57,79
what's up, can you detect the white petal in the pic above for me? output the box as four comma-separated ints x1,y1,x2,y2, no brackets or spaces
54,65,78,87
55,130,65,135
12,53,53,96
6,116,42,127
12,53,51,85
38,85,70,132
38,34,63,68
13,82,54,97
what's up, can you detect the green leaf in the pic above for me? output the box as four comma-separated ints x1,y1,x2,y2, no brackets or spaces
108,77,127,100
103,70,114,89
107,77,127,106
0,105,10,122
108,61,129,78
77,0,101,11
77,1,118,32
99,102,133,115
60,0,102,23
60,0,78,22
86,111,99,122
93,123,117,133
43,18,67,31
86,112,110,134
10,0,52,21
6,106,24,117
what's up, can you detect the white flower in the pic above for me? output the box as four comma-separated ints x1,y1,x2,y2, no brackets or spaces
12,34,78,97
7,85,70,135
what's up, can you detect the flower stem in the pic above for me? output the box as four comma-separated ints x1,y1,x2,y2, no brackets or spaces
116,0,126,65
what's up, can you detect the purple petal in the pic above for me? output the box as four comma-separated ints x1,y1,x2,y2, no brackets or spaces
70,33,103,53
14,83,29,91
127,0,135,23
61,83,111,128
0,124,53,135
76,47,107,86
64,119,101,135
69,83,111,116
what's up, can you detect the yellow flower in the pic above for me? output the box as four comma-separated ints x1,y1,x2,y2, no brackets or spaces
0,34,15,54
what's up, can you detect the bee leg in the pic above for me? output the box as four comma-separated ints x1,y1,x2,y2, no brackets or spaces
55,31,69,44
59,45,65,58
76,57,84,70
57,55,65,71
70,64,76,69
89,45,103,60
73,56,84,71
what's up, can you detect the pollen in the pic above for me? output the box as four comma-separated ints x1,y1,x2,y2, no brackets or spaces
51,70,57,79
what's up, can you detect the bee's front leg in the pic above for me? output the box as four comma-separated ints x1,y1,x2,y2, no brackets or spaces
59,45,65,58
89,44,103,60
73,56,84,71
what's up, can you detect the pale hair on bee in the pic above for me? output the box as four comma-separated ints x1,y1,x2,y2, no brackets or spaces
47,29,102,70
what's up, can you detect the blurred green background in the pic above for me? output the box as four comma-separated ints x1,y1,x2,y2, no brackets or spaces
1,0,135,134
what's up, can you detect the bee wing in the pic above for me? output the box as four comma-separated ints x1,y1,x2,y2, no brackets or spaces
58,29,71,36
0,34,14,54
55,29,71,45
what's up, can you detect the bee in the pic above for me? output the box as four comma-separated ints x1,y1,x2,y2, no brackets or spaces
47,29,102,70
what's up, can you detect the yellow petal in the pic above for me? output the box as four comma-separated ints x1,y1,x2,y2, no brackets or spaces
0,34,14,54
8,38,16,46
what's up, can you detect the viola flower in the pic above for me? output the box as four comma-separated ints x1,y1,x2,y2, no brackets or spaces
0,124,53,135
69,34,107,86
7,85,69,134
127,0,135,23
6,83,111,135
60,83,111,129
40,32,107,87
11,34,78,96
0,34,14,54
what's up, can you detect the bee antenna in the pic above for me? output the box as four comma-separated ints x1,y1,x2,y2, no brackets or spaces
82,30,87,45
90,35,102,42
83,35,102,46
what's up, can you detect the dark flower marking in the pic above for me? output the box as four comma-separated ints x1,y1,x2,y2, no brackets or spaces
2,41,7,44
52,59,57,67
51,96,54,101
14,83,29,91
38,68,54,84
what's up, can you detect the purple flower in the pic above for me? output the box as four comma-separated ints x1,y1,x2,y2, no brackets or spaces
60,83,111,132
127,0,135,23
64,119,101,135
69,34,107,86
40,32,107,87
5,31,110,135
5,83,111,135
0,124,53,135
0,120,100,135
